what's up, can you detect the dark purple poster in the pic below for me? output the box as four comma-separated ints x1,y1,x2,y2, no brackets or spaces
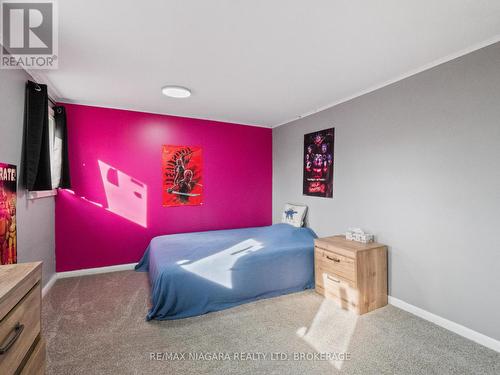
303,128,334,198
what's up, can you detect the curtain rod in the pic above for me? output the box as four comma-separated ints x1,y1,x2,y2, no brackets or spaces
31,80,57,106
21,64,59,104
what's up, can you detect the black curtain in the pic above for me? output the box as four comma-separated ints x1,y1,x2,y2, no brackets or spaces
54,106,71,189
24,80,51,191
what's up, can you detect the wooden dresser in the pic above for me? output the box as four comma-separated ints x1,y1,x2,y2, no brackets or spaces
314,236,388,314
0,262,45,375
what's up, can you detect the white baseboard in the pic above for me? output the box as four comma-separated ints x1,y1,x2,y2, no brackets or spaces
57,263,138,279
42,273,58,298
388,296,500,353
57,263,137,279
40,263,138,298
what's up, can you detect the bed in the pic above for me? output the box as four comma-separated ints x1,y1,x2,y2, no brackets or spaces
135,223,317,320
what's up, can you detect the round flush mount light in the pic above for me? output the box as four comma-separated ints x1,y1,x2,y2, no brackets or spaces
161,85,192,98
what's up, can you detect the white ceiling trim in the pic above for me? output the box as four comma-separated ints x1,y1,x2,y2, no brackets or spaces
23,69,63,102
39,33,500,130
272,34,500,128
30,1,500,128
54,98,270,129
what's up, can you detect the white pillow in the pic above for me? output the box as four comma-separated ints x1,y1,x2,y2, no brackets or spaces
282,204,307,227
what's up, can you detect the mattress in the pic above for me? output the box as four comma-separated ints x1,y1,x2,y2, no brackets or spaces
135,223,317,320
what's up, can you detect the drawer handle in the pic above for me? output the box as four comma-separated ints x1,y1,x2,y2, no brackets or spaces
327,275,340,283
326,255,341,263
0,322,24,355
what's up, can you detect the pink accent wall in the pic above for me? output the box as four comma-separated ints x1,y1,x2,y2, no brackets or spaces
55,104,272,272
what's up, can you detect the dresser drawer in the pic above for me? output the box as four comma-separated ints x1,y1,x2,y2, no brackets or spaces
316,265,359,300
315,247,356,282
316,286,359,314
0,264,41,321
20,337,46,375
0,284,41,375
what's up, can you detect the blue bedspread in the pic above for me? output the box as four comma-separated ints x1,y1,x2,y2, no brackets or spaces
135,223,317,320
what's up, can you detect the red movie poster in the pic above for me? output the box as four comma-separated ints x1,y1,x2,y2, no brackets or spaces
303,128,334,198
0,163,17,265
162,145,203,207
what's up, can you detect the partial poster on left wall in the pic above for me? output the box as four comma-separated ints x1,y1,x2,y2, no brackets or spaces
162,145,203,207
0,163,17,265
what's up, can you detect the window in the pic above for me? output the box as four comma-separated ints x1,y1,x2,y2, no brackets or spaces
28,105,64,199
48,106,63,189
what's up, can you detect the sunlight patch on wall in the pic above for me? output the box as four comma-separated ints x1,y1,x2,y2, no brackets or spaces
98,160,148,228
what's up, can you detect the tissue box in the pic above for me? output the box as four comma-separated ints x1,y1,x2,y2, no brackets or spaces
358,233,374,244
345,229,374,244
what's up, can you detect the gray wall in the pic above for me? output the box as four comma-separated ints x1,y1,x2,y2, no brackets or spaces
0,69,56,288
273,43,500,340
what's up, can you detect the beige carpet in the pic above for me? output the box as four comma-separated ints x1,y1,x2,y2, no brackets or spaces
42,270,499,375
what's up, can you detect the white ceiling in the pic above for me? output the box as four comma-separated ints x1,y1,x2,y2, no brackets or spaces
40,0,500,127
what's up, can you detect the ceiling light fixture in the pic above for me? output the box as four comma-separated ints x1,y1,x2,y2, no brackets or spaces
161,86,192,98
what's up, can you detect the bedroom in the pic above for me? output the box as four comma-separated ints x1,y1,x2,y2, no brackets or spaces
0,1,499,374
